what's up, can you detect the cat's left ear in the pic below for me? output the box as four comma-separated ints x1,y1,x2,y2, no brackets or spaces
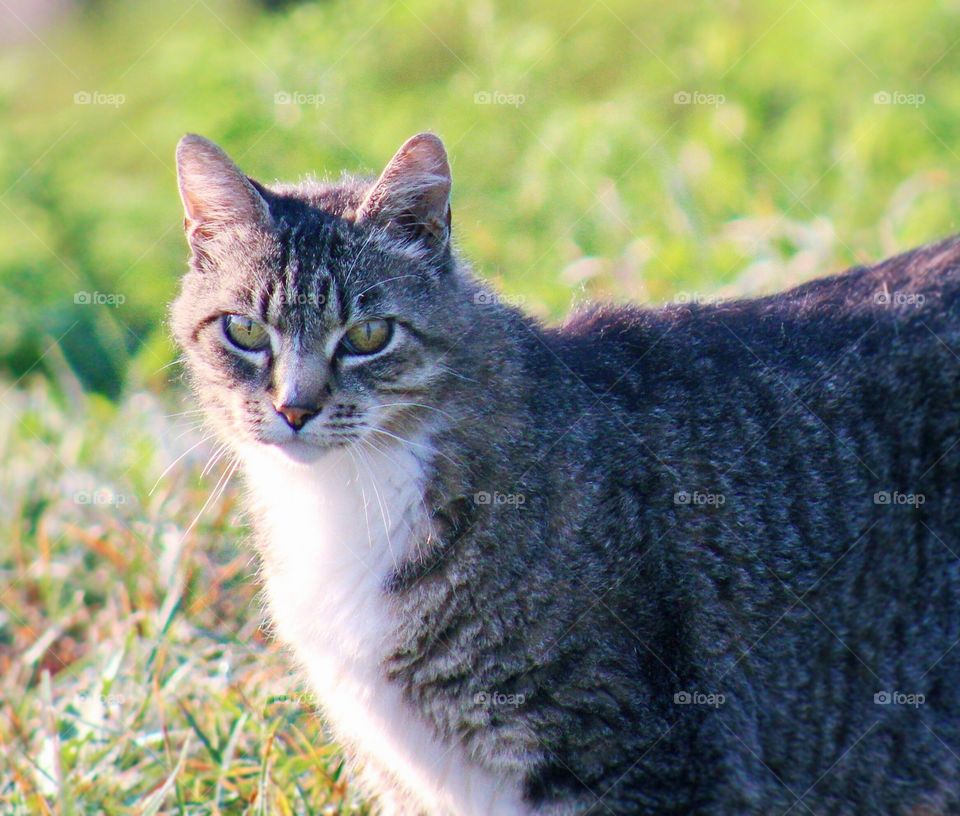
356,133,452,253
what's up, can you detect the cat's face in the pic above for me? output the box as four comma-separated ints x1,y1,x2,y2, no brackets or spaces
171,133,465,464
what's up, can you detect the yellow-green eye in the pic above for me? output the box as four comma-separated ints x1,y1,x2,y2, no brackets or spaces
223,315,270,351
342,318,393,355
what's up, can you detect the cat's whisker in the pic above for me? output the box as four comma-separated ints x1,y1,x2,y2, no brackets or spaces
359,424,462,470
211,454,241,508
168,411,213,436
149,433,216,496
358,434,430,551
154,355,186,375
200,440,232,478
179,453,240,544
439,365,480,384
171,420,207,440
342,227,377,286
352,443,398,572
162,408,207,419
353,432,438,576
353,275,425,301
344,442,400,578
346,446,377,554
359,432,427,484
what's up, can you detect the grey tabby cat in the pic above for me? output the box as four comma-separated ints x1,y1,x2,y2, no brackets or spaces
172,131,960,815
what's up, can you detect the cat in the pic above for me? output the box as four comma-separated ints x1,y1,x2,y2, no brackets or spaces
171,131,960,815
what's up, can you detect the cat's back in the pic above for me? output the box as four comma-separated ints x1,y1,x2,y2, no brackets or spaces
551,233,960,398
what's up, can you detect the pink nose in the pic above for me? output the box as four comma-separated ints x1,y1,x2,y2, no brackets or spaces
274,403,317,430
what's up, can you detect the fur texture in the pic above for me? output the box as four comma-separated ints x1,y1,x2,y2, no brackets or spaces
172,132,960,815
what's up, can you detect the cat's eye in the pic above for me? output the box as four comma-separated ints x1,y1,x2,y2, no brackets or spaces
223,315,270,352
341,318,393,355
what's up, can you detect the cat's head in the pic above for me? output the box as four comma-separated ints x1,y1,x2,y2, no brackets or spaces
171,132,479,465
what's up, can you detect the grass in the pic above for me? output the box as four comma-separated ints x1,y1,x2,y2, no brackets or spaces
0,373,362,813
5,0,960,810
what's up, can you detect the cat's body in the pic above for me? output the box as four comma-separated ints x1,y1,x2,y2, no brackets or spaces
172,132,960,815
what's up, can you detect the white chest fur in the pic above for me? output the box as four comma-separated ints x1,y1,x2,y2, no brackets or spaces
240,441,528,816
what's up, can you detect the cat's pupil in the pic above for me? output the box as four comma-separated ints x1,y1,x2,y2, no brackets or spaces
342,319,391,354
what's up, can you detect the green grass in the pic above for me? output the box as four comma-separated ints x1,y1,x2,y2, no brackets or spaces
0,372,364,812
4,0,960,810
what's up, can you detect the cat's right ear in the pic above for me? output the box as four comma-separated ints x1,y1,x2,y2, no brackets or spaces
176,134,272,245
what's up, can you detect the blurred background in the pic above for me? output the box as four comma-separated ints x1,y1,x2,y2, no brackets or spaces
4,0,960,395
3,0,960,811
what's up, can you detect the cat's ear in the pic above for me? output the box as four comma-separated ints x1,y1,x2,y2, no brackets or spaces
176,134,272,243
356,132,452,253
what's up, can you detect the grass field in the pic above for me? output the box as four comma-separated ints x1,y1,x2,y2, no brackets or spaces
0,378,363,812
4,0,960,811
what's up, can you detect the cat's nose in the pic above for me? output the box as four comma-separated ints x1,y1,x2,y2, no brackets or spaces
274,403,318,431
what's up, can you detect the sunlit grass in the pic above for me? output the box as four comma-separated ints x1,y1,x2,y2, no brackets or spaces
0,377,363,813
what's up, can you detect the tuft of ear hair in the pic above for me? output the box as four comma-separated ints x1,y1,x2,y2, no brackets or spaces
356,132,452,253
175,134,272,243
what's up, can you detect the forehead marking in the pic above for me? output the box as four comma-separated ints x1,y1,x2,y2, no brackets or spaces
265,218,350,336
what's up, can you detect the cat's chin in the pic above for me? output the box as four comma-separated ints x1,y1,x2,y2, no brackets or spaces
268,437,331,465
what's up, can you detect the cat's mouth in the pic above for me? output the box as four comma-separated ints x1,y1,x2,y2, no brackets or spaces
266,430,360,465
